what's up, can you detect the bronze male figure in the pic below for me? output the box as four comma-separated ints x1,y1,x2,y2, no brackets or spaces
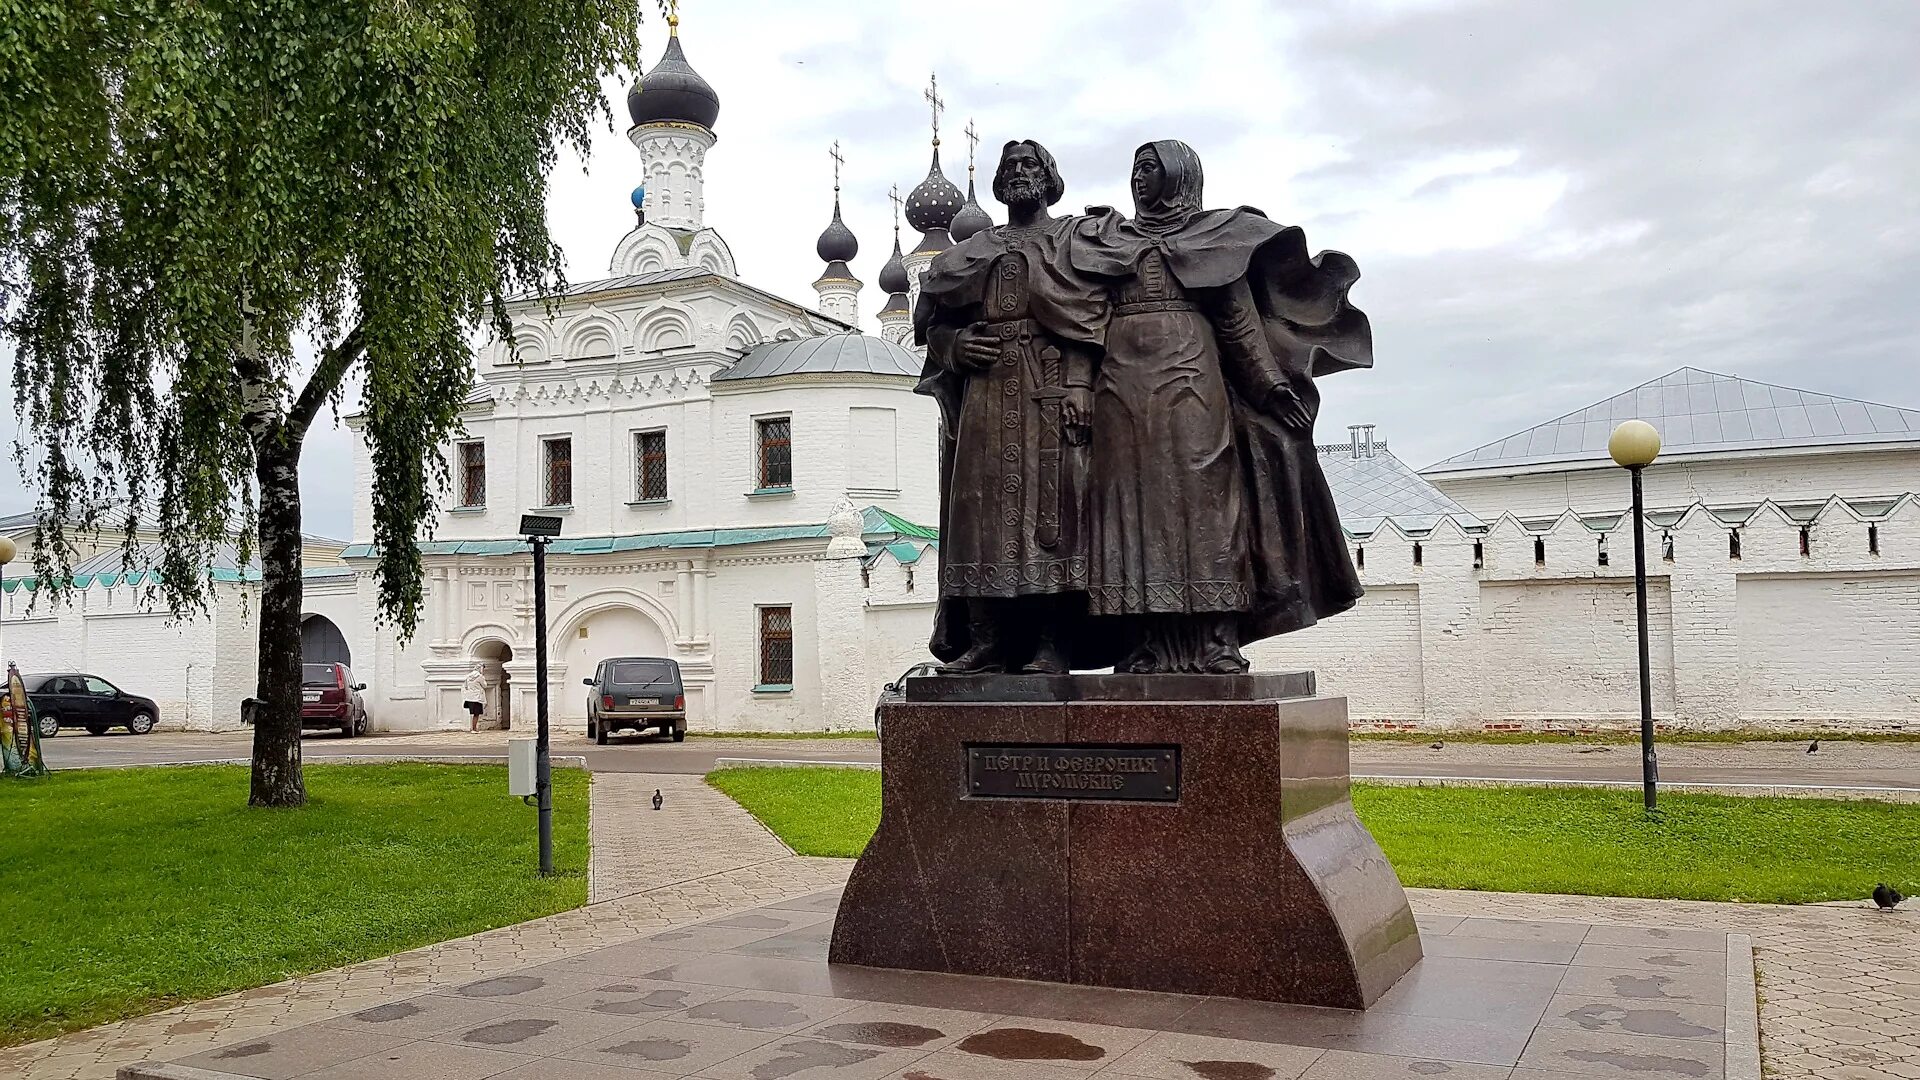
914,141,1108,673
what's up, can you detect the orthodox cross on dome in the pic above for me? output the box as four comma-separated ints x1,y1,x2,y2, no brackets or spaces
830,140,845,194
888,183,904,237
656,0,680,35
924,71,945,147
964,118,980,180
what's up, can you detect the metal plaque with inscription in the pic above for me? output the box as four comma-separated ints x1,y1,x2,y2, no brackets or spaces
966,744,1180,802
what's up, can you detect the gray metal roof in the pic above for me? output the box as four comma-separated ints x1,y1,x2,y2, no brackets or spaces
547,267,709,298
1425,366,1920,476
714,333,920,382
1322,445,1485,537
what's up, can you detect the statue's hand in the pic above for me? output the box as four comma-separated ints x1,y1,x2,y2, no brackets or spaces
1268,384,1313,431
1063,387,1093,445
955,324,1000,370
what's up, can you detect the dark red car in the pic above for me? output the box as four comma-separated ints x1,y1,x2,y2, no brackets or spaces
301,662,368,738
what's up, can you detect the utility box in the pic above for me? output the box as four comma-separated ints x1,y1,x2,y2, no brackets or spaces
507,738,536,796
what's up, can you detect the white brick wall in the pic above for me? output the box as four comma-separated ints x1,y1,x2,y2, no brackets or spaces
1245,586,1423,720
1475,579,1676,721
1736,572,1920,724
0,580,250,731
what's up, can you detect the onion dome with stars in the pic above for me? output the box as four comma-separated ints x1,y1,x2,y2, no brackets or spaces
949,174,993,242
905,147,963,239
626,27,720,131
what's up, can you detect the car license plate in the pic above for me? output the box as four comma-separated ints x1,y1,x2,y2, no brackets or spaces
627,698,659,707
303,691,321,702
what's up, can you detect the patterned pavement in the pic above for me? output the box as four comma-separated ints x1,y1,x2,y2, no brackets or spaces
0,771,1913,1080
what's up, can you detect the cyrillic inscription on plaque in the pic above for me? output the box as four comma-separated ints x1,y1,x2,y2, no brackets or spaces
967,745,1180,801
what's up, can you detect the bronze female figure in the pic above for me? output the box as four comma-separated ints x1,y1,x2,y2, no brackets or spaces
1071,140,1371,672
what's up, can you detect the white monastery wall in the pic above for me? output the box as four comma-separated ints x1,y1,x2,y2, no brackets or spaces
705,551,822,732
1243,585,1423,721
1259,493,1920,731
707,379,940,528
11,491,1918,734
0,580,247,730
1735,572,1920,725
1473,579,1676,722
1430,446,1920,520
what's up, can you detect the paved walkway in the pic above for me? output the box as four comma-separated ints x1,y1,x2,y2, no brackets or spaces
588,774,793,904
3,771,1915,1080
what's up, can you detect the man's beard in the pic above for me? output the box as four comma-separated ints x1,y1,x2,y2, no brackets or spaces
1003,177,1045,210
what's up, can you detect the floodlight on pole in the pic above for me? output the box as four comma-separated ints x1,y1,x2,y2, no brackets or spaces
1609,420,1662,812
520,514,561,874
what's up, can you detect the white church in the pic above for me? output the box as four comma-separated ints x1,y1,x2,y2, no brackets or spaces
6,26,1918,734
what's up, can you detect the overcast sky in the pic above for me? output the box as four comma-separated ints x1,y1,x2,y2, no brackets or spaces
5,0,1917,540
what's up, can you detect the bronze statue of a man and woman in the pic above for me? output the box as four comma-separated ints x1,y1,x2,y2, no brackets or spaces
915,139,1373,675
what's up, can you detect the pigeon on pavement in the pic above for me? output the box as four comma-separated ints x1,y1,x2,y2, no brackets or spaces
1873,883,1904,910
1428,740,1444,750
1807,740,1819,753
652,789,663,811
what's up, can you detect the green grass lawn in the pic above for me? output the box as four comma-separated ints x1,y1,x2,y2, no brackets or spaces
707,766,1917,905
0,763,588,1048
1352,729,1920,745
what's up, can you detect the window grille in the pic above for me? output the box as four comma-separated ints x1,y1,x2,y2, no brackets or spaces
458,441,486,507
544,438,572,506
758,606,793,686
636,430,668,501
756,417,792,489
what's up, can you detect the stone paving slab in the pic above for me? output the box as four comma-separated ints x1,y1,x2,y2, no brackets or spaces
112,894,1756,1080
3,768,1913,1080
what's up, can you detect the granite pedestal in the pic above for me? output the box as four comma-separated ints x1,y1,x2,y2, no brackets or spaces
829,674,1422,1009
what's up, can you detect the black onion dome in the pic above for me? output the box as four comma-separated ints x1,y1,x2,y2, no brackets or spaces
949,175,993,242
911,227,951,255
815,198,859,263
877,234,909,294
904,147,963,234
627,35,720,130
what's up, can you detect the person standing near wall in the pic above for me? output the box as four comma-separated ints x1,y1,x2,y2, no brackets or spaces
462,665,487,733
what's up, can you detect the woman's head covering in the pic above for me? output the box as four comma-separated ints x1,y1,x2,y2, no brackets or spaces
1132,139,1205,232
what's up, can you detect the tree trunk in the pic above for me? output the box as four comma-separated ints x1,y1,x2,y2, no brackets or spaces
249,430,307,807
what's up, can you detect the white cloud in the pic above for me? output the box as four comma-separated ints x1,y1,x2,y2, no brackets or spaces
6,0,1920,535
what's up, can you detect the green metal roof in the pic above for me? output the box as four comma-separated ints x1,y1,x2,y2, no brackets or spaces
882,541,929,564
862,507,938,540
338,508,940,562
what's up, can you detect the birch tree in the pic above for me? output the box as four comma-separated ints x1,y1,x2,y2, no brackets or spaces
0,0,641,805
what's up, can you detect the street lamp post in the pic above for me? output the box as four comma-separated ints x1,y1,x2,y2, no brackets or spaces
1608,420,1663,812
520,514,564,875
0,535,16,656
